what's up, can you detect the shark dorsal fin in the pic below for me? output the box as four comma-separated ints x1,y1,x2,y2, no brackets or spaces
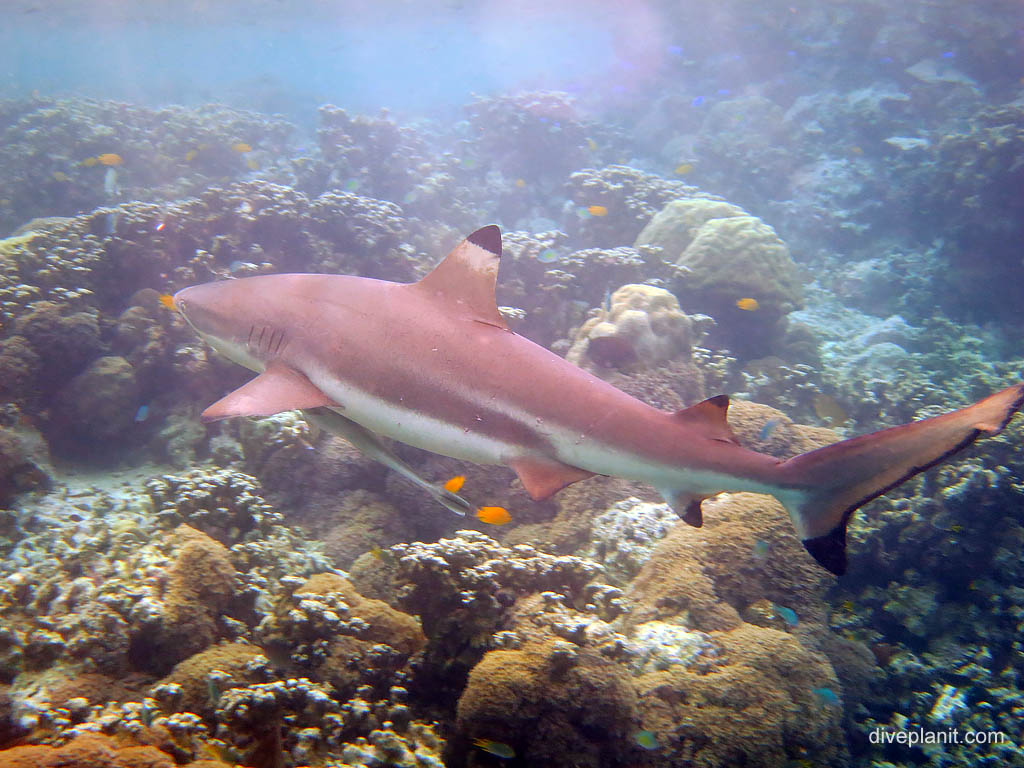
413,225,507,329
673,395,739,444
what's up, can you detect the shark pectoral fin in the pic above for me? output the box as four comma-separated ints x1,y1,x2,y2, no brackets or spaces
778,382,1024,576
658,488,707,527
673,395,740,445
411,225,509,330
509,456,595,500
201,362,336,422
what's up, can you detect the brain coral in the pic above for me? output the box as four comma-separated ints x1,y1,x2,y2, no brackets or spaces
566,284,701,373
635,199,803,358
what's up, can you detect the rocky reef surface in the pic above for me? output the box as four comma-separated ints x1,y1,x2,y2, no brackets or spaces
1,20,1023,763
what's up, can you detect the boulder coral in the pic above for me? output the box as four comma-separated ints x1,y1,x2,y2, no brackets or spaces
625,491,832,631
51,355,139,451
635,198,803,357
635,624,845,767
566,284,703,374
157,641,269,719
0,732,176,768
454,640,639,767
145,525,239,673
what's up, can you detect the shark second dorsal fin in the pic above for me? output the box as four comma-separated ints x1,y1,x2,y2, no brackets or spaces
673,395,740,445
412,225,508,329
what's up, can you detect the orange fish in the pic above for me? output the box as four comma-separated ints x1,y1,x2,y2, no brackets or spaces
81,157,99,167
185,149,198,162
158,294,176,310
232,142,253,153
97,153,123,166
443,475,466,493
587,204,608,217
736,297,759,311
476,506,511,526
246,157,260,170
514,178,526,188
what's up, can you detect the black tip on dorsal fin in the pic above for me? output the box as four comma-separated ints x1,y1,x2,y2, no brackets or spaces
802,522,847,576
412,225,507,330
467,224,501,256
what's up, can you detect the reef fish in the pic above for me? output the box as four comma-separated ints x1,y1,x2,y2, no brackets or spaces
476,505,511,525
472,739,515,758
174,226,1024,575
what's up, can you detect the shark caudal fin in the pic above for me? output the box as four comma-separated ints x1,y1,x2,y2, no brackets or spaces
777,383,1024,576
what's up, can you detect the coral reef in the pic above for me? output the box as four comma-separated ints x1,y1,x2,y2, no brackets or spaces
564,165,711,248
635,198,803,358
566,283,703,374
144,468,282,546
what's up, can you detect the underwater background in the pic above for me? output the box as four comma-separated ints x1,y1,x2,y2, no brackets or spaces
0,0,1023,766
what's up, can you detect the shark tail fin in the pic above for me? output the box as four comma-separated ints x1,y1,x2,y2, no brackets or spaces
778,383,1024,576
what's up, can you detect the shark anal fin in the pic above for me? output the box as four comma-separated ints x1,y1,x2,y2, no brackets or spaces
509,456,594,500
202,362,337,422
673,395,739,445
412,225,508,330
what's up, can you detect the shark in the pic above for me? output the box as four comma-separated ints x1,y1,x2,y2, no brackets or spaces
174,225,1024,575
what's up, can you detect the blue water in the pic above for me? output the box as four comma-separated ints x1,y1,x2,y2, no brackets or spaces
0,0,674,120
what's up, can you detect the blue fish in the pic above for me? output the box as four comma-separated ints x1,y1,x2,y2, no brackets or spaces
812,687,840,705
691,95,705,107
773,603,798,627
134,404,149,423
759,418,782,441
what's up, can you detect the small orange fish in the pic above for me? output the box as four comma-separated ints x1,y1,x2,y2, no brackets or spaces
674,162,694,176
81,156,99,167
246,157,260,170
185,149,198,162
232,142,253,153
158,294,176,310
52,171,69,182
476,506,511,526
736,297,759,311
587,204,608,217
97,153,123,166
443,475,466,493
849,145,864,156
514,178,526,188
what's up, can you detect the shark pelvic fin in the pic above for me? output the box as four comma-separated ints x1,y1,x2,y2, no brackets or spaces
201,362,337,422
413,224,508,329
673,395,739,445
509,456,595,500
658,488,708,527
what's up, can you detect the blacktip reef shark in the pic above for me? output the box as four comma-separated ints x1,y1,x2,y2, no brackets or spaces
174,225,1024,575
